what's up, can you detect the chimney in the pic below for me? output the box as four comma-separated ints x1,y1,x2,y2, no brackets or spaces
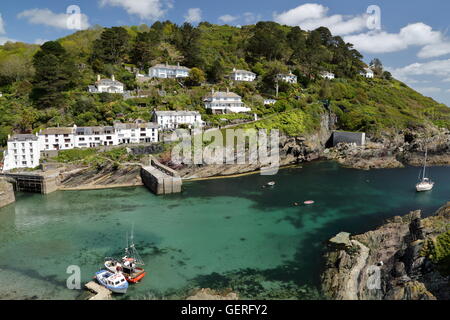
97,74,101,82
112,75,115,82
233,68,236,72
212,88,215,94
177,62,180,67
226,87,229,93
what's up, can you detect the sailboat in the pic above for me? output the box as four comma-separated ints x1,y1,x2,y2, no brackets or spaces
416,148,434,192
105,226,147,283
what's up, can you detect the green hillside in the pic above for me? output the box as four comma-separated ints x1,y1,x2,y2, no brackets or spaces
0,21,449,146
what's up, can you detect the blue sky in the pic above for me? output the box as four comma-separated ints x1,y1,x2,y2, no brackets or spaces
1,0,450,105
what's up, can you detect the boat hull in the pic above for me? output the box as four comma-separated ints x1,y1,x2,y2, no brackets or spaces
416,182,434,192
95,271,129,294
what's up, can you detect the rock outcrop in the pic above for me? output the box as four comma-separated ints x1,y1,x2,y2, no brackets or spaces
0,178,15,208
186,288,239,300
322,203,450,300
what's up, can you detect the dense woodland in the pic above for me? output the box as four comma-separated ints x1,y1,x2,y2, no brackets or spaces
0,21,450,146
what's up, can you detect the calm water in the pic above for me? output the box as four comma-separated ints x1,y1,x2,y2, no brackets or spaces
0,161,449,300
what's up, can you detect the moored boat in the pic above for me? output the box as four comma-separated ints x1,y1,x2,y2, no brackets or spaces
95,270,129,294
416,147,434,192
104,226,147,284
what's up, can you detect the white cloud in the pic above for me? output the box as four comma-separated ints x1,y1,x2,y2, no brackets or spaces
99,0,172,21
389,59,450,85
243,12,262,25
219,14,239,24
0,13,5,34
184,8,202,24
415,87,442,94
345,23,443,55
418,42,450,59
34,38,49,45
18,8,90,30
273,3,368,36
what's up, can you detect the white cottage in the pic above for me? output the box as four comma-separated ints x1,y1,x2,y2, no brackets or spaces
38,127,76,151
360,68,374,78
264,99,277,105
204,90,251,114
320,71,335,80
114,120,159,144
152,111,204,130
229,68,256,82
276,72,297,84
74,126,118,148
149,63,190,79
88,75,124,94
3,134,41,171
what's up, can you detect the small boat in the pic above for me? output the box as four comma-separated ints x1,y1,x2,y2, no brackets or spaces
266,181,276,187
95,270,129,294
105,226,147,284
304,200,315,205
416,147,434,192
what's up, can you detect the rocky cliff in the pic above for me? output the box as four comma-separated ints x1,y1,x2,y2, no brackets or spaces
0,178,15,208
321,203,450,300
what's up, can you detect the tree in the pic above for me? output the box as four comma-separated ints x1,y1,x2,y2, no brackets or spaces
31,41,78,109
247,22,287,61
92,27,130,65
287,27,306,64
176,23,202,67
131,31,160,70
0,55,35,85
208,58,225,83
370,58,383,77
186,67,205,86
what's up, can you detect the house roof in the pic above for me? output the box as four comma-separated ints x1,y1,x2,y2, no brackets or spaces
114,122,159,130
277,73,297,78
205,91,241,99
96,79,124,86
150,64,190,71
364,68,374,73
76,127,115,135
8,134,38,142
40,127,74,135
154,111,201,117
231,69,256,75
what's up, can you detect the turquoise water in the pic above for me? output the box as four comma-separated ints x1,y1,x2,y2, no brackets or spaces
0,161,449,300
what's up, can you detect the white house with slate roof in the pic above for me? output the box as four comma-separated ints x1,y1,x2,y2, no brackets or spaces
149,63,190,79
152,111,204,130
38,127,76,151
88,75,124,94
276,72,297,84
114,120,159,144
320,71,335,80
229,68,256,82
3,134,41,171
74,126,119,148
360,68,374,78
204,89,251,114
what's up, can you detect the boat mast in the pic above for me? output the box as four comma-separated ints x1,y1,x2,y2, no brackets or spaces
423,146,428,180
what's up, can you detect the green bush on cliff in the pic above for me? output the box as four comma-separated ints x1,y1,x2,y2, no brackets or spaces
422,231,450,275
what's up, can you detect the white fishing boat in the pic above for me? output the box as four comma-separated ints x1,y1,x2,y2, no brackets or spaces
95,270,129,294
416,148,434,192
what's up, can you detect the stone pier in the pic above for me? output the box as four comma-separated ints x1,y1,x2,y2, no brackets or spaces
0,178,15,208
141,157,182,195
0,171,59,195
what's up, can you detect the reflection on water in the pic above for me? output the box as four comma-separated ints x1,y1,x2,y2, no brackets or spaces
0,161,449,300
